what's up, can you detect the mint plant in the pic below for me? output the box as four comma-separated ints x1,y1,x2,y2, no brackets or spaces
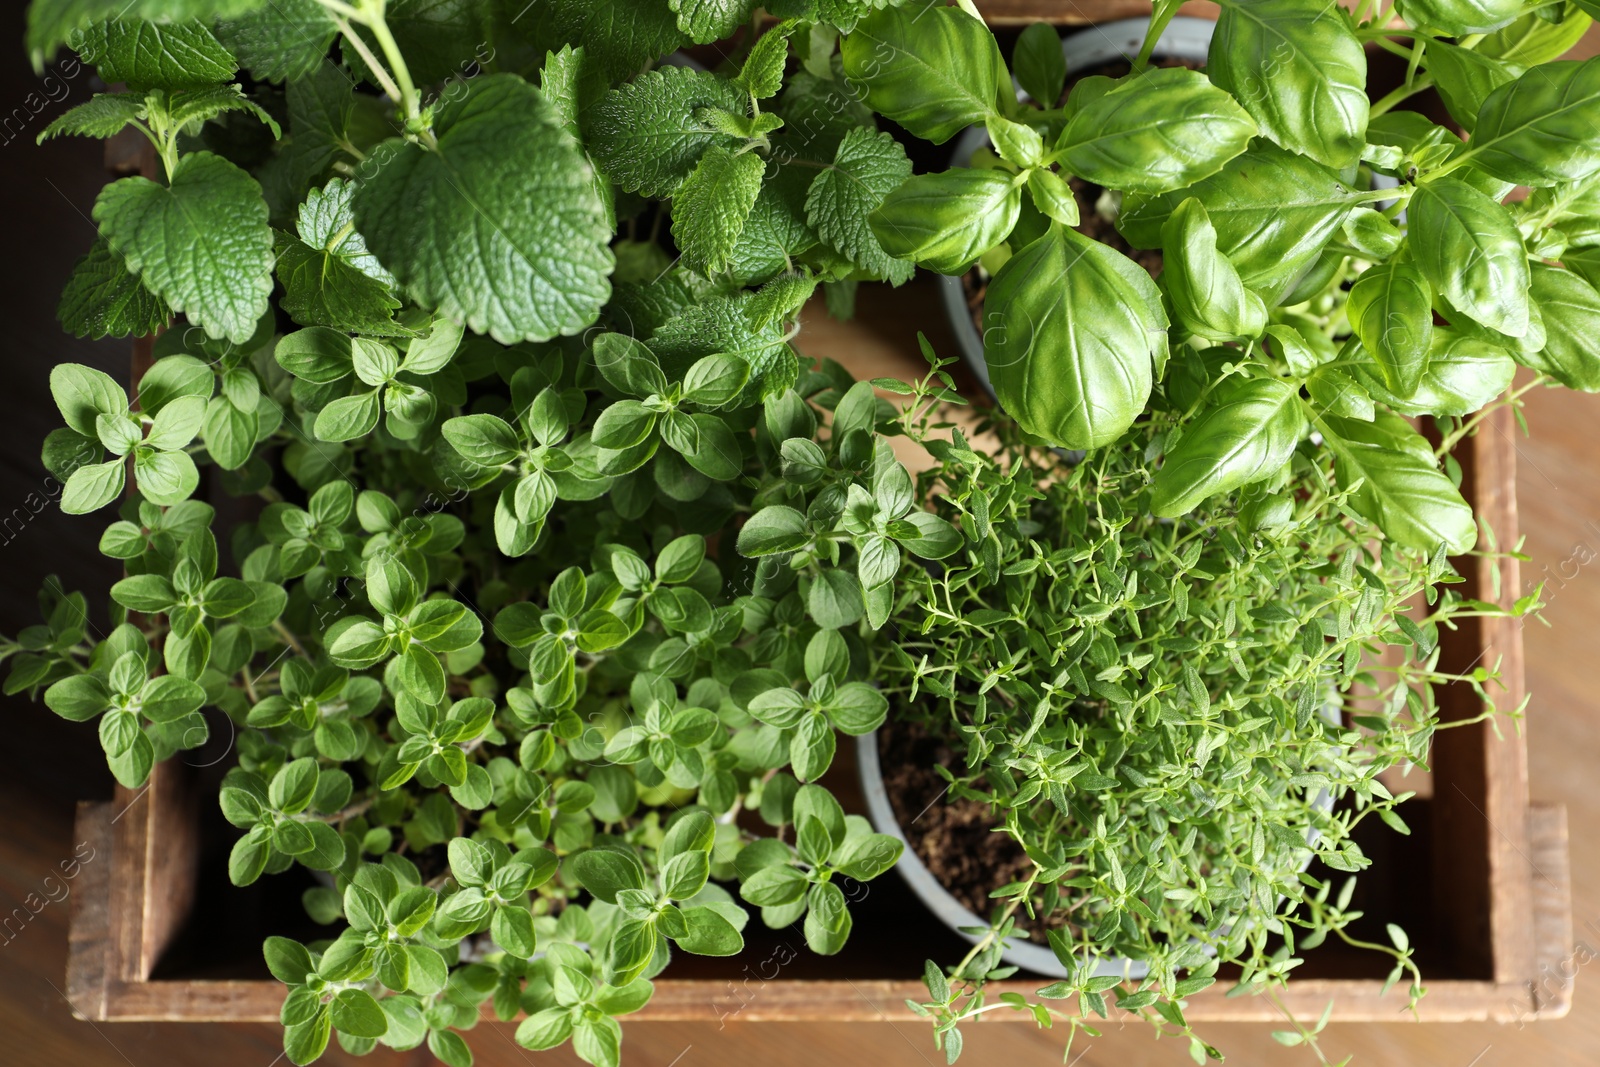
7,0,1584,1063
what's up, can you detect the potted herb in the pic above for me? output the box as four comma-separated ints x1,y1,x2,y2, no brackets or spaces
936,15,1218,390
6,0,1592,1064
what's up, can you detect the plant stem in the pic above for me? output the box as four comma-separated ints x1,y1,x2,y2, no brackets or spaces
273,620,307,658
1133,0,1181,74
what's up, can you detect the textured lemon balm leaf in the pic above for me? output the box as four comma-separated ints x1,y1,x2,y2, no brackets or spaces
354,75,613,345
93,150,273,345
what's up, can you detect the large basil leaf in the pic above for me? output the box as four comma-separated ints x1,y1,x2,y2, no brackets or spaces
1119,141,1360,303
1346,263,1433,398
1409,177,1530,338
1322,410,1477,553
1160,198,1266,343
1351,327,1515,416
1478,6,1593,66
1398,0,1521,35
1057,67,1255,193
1425,40,1522,131
868,169,1020,275
355,75,613,345
1521,263,1600,389
1150,377,1304,517
1207,0,1367,168
982,224,1166,449
839,3,1003,144
1459,57,1600,187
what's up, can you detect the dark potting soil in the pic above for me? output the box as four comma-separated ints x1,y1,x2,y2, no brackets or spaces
962,58,1200,337
879,718,1065,944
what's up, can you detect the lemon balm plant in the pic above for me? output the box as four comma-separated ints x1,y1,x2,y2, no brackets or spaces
0,0,1581,1064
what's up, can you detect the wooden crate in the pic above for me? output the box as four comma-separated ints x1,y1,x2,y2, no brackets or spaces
65,110,1571,1030
64,307,1572,1023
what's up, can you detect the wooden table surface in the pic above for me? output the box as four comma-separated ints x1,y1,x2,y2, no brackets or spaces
3,8,1597,1065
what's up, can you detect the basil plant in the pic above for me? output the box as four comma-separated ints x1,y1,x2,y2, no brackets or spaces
1,0,1576,1063
875,0,1600,561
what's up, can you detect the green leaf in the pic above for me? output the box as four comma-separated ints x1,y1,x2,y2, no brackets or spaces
806,128,915,284
589,65,747,198
51,363,128,437
738,505,808,555
134,449,199,505
284,1012,331,1066
1014,21,1065,107
738,25,791,98
27,1,257,68
1399,0,1521,37
94,151,272,345
62,460,127,514
492,904,538,958
329,988,387,1039
270,757,320,813
1151,378,1305,517
740,862,807,907
1058,67,1256,193
790,709,836,781
822,682,887,735
839,4,1003,145
1119,142,1359,303
672,147,766,274
1207,0,1367,168
869,168,1020,276
1478,7,1593,66
573,1015,623,1067
1322,410,1477,553
314,389,381,442
803,880,852,955
650,294,795,401
139,674,206,722
675,904,744,955
58,238,170,340
1520,263,1600,390
681,354,750,409
547,0,687,82
516,1008,574,1051
275,327,352,384
984,223,1165,449
355,75,612,345
427,1028,472,1067
570,847,647,904
1160,198,1266,344
1426,40,1522,131
1346,263,1435,397
214,0,337,83
74,17,238,90
277,178,405,336
670,0,752,43
1459,56,1600,186
1410,177,1531,339
1352,327,1515,417
341,0,485,86
44,674,111,722
164,84,280,135
38,93,146,143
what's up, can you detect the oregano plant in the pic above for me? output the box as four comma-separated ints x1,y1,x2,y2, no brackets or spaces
6,0,1583,1063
